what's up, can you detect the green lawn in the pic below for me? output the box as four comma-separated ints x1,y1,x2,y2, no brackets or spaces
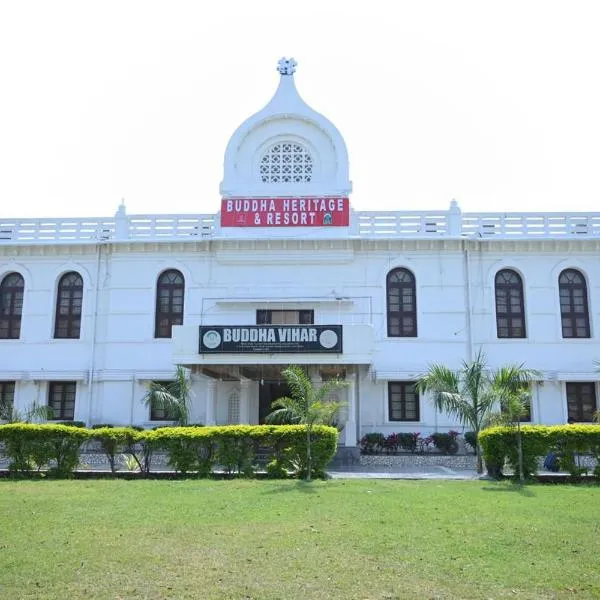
0,479,598,599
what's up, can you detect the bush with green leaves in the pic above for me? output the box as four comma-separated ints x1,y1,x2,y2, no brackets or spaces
430,431,460,455
479,424,600,479
0,423,338,479
0,423,91,476
463,431,477,454
91,427,139,474
148,426,214,475
359,433,385,454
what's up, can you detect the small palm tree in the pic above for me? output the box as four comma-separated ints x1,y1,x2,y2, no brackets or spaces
492,366,540,482
416,350,537,474
1,403,54,423
266,365,346,481
143,366,192,426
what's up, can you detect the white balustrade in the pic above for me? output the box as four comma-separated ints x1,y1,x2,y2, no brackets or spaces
1,210,599,244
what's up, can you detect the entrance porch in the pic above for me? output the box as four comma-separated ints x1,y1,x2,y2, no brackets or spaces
188,363,360,447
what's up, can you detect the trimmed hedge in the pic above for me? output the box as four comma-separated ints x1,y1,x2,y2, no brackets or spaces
0,423,338,479
479,425,600,479
0,423,91,477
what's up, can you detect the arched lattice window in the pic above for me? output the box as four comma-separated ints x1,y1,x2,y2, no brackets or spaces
155,270,185,338
54,272,83,339
0,272,24,339
259,143,313,183
559,269,590,338
495,269,526,338
387,268,417,337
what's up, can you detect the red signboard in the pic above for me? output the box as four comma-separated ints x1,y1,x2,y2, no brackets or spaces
220,197,350,227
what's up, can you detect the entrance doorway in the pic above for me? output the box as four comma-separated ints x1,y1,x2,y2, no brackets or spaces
258,380,291,424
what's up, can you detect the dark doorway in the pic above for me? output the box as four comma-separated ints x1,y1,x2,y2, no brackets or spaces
259,380,291,424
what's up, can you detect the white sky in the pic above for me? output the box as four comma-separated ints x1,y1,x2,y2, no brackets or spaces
1,1,599,218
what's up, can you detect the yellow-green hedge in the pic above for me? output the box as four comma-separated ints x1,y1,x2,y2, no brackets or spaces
479,425,600,478
0,423,339,479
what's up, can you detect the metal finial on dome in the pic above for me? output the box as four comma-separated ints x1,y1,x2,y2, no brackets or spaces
277,57,297,76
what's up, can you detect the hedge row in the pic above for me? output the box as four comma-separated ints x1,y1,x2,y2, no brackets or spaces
479,424,600,479
0,424,339,479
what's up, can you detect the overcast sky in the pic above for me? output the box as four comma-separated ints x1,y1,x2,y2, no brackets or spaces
1,1,599,218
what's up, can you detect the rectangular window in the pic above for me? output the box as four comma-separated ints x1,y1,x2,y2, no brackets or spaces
388,381,419,422
48,381,76,420
0,381,15,419
256,309,314,325
566,382,597,422
149,381,176,421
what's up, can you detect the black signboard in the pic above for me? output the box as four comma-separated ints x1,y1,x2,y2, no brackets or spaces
199,325,343,354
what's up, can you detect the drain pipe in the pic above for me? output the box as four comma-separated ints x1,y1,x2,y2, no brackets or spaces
87,242,103,425
355,367,360,445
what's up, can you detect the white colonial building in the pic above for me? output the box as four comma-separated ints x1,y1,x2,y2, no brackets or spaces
1,58,599,450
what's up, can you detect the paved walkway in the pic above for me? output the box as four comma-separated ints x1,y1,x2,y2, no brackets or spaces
327,464,479,480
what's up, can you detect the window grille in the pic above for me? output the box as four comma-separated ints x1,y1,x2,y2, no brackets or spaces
259,143,313,183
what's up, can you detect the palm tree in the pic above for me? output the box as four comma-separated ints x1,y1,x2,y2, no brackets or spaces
492,366,540,482
416,350,538,474
266,365,346,481
1,402,54,423
143,366,192,426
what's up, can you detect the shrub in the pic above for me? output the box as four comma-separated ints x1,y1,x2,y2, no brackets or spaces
91,427,139,473
280,425,338,479
148,426,214,475
430,431,459,455
463,431,477,454
0,424,338,479
384,432,420,453
123,428,155,475
0,423,91,476
479,425,600,480
359,433,385,454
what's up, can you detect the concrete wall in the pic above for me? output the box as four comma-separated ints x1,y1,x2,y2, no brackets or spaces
1,237,599,437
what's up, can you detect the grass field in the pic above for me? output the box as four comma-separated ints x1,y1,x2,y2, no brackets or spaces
0,479,598,599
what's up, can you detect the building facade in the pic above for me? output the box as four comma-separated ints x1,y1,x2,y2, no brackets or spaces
1,58,599,448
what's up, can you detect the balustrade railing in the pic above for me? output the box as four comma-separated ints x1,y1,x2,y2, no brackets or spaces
1,210,599,244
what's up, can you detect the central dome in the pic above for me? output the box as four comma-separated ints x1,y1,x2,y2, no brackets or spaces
220,58,351,198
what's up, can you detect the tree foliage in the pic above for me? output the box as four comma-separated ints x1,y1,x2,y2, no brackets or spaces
416,350,538,474
266,365,346,480
142,366,192,426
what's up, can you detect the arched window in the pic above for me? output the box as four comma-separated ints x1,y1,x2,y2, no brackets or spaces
155,270,185,338
54,272,83,339
559,269,590,338
259,143,313,183
0,272,24,339
387,268,417,337
495,269,526,338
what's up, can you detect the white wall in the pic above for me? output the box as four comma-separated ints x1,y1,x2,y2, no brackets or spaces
1,237,599,435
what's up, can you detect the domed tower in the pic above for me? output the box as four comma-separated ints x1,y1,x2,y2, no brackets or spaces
220,58,352,229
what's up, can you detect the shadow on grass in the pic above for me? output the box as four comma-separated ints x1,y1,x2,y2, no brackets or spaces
262,480,320,494
481,481,536,497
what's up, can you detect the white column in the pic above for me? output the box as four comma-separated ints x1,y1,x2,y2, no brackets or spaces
343,374,357,447
205,380,216,425
239,379,250,424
